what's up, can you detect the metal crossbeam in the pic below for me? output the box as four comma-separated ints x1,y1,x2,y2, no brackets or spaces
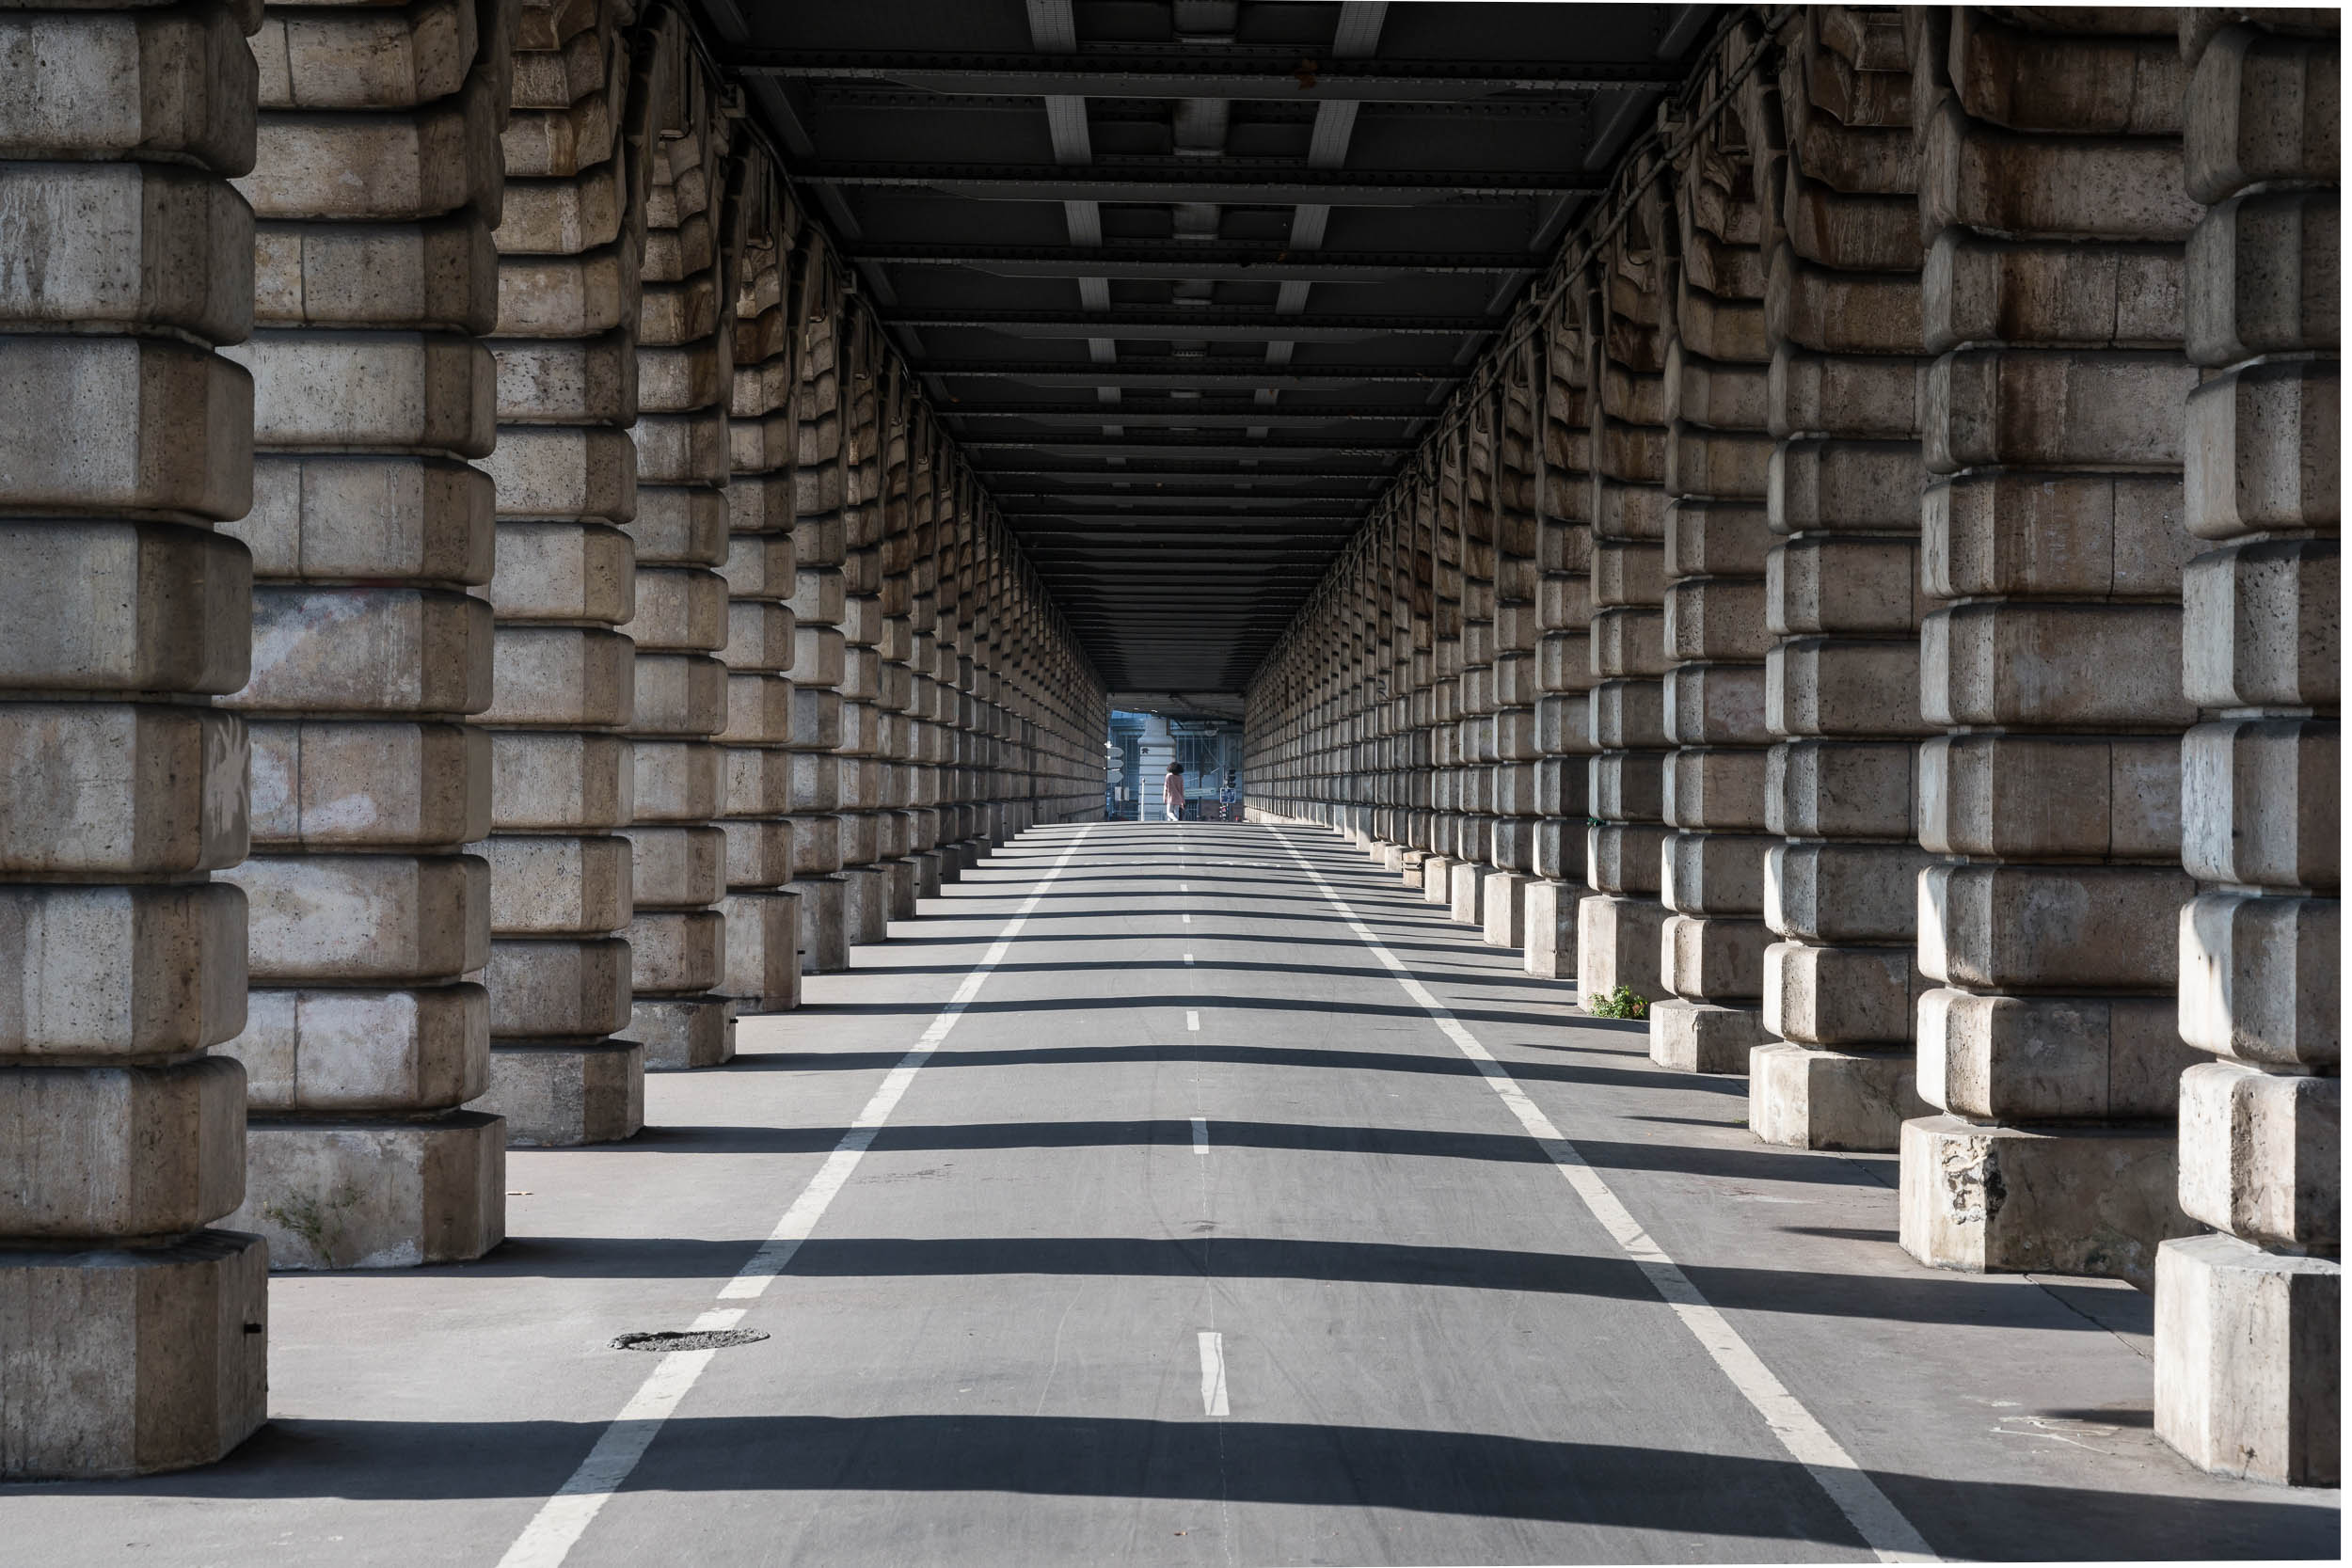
739,49,1680,102
853,245,1536,281
890,308,1492,340
922,361,1457,388
802,160,1598,205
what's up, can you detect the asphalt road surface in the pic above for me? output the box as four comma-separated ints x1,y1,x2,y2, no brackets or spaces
8,823,2339,1565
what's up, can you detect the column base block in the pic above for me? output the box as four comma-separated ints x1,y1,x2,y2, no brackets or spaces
913,850,944,899
0,1231,267,1479
1648,999,1763,1074
2155,1231,2340,1486
1481,870,1530,945
1522,879,1581,979
885,858,917,920
1899,1114,2194,1288
1421,856,1454,903
1748,1040,1924,1151
477,1039,644,1147
1577,894,1668,1007
792,876,850,973
234,1112,505,1270
1397,849,1429,887
628,995,736,1069
841,864,891,945
1449,861,1490,926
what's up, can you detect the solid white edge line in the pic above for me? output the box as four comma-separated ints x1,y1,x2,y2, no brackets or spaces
494,826,1095,1568
1191,1116,1209,1155
1271,828,1937,1566
1198,1330,1230,1417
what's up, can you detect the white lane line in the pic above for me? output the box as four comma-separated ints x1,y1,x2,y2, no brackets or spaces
1271,831,1937,1565
1198,1330,1230,1417
1185,1009,1200,1032
496,827,1095,1568
1182,911,1191,924
1192,1117,1209,1154
1184,953,1195,966
1181,882,1190,892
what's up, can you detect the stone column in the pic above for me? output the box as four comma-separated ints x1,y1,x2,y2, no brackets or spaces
1751,5,1938,1149
1449,390,1500,924
874,365,926,914
222,0,509,1256
1424,461,1467,902
714,166,802,1034
786,253,850,970
1652,36,1781,1073
832,310,893,940
476,0,645,1141
1580,165,1674,1012
618,58,733,1077
899,414,947,893
0,0,268,1475
1527,292,1600,978
1900,7,2204,1286
1404,479,1439,871
2156,12,2340,1487
1485,346,1547,948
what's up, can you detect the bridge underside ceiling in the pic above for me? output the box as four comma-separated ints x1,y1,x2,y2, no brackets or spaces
694,0,1716,691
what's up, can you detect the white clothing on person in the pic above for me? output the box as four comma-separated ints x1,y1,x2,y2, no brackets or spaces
1163,769,1184,821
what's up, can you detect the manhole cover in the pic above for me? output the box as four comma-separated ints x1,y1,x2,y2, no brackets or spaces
611,1328,771,1352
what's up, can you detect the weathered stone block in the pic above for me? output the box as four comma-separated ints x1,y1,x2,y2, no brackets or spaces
1768,349,1922,442
487,521,631,623
632,738,722,821
1924,230,2184,353
1766,637,1930,738
0,163,251,341
1662,911,1767,997
631,652,726,736
249,718,485,852
2186,191,2338,366
1767,839,1931,943
1918,733,2179,859
619,565,726,653
1661,749,1768,832
1925,348,2196,472
2181,536,2338,710
1650,996,1763,1072
2179,892,2339,1069
489,731,630,831
474,1039,642,1148
2184,362,2339,540
1920,601,2193,728
619,823,723,909
624,908,723,992
233,1111,503,1269
480,427,633,521
228,981,484,1112
1918,987,2194,1121
481,832,628,934
624,996,734,1070
0,1231,267,1480
1919,862,2195,992
1766,738,1915,840
0,1057,243,1236
2184,24,2340,204
229,851,488,982
484,937,629,1038
2155,1231,2340,1486
1750,1037,1924,1151
0,7,258,171
2178,1059,2340,1250
0,336,253,519
1767,536,1920,635
0,705,246,875
242,78,501,219
1917,101,2202,242
0,881,246,1056
2182,718,2335,890
1577,892,1667,1003
1764,941,1920,1046
1899,1114,2192,1286
230,332,494,455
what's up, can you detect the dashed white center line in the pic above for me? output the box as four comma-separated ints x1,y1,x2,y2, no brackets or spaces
1182,911,1191,924
1198,1331,1230,1417
1184,1009,1200,1031
1191,1117,1209,1154
1184,953,1195,965
1181,882,1189,892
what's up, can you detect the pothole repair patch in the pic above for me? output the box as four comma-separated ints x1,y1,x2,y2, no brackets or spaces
611,1328,771,1352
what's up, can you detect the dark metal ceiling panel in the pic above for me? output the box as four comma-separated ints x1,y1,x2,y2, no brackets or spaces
692,0,1711,693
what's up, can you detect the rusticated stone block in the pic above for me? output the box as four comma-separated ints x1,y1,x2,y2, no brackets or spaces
229,851,488,982
2178,1059,2339,1250
620,823,723,909
1921,601,2193,729
2182,718,2335,890
226,981,485,1112
0,1057,244,1236
481,626,632,728
1767,536,1921,635
238,452,491,583
1766,248,1923,356
1925,348,2196,472
230,332,494,455
482,832,628,934
619,566,726,653
1924,230,2184,353
1767,839,1931,943
0,163,251,341
253,212,494,333
1917,101,2202,242
239,587,491,715
1764,941,1921,1046
1919,732,2179,860
493,330,634,424
1661,911,1768,997
1766,738,1915,840
1768,349,1921,442
0,881,246,1056
233,1111,503,1269
1947,7,2182,135
1767,637,1930,738
1577,892,1668,1004
485,937,629,1038
2186,191,2338,366
2182,536,2339,709
2184,362,2339,540
1662,661,1769,745
480,426,634,520
1919,862,2195,992
1650,996,1764,1073
0,6,258,170
249,719,485,849
1769,438,1922,534
631,652,726,736
1918,987,2195,1120
625,908,723,992
489,731,630,830
2179,891,2339,1070
474,1040,642,1148
633,740,722,820
0,705,247,875
2184,24,2340,205
0,337,251,518
1749,1037,1926,1151
487,521,632,623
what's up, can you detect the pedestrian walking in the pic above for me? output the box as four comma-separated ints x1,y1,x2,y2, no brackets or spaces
1163,761,1184,822
1218,770,1239,822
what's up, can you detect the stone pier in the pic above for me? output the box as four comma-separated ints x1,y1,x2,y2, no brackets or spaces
221,0,508,1258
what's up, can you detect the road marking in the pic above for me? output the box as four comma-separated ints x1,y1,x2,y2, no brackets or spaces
1272,830,1937,1566
1192,1117,1209,1154
496,828,1095,1568
1185,1009,1200,1031
1184,953,1195,965
1181,911,1191,924
1198,1331,1230,1417
1181,882,1190,892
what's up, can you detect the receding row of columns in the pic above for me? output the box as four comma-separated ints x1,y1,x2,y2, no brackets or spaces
1247,6,2337,1487
0,0,1104,1477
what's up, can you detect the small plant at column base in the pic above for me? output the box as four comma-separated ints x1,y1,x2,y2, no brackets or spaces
1589,986,1647,1021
